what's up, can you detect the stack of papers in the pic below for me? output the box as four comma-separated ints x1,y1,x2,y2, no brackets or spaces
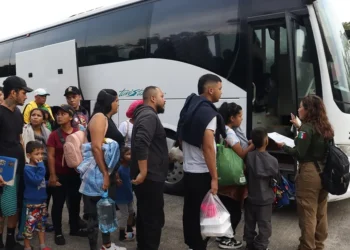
268,132,295,148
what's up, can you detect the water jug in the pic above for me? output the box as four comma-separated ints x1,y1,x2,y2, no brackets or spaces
97,191,118,233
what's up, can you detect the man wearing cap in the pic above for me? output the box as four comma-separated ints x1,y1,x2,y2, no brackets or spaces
23,88,54,124
64,86,89,130
0,76,33,250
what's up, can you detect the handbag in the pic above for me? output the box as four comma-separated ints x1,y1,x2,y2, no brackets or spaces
216,140,246,186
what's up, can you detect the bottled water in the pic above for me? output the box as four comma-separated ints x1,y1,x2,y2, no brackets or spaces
97,191,118,233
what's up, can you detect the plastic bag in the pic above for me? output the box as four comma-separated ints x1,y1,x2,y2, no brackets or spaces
216,143,246,186
168,146,183,163
200,191,233,238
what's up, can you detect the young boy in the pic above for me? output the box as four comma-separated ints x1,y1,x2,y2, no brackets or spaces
23,141,52,250
115,147,136,242
244,127,279,250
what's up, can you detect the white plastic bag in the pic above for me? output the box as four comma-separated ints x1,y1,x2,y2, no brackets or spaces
168,146,183,163
200,191,233,238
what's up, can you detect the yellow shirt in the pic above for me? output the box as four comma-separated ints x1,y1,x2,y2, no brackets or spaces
23,100,55,124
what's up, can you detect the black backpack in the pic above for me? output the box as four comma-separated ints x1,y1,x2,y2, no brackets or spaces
318,141,350,195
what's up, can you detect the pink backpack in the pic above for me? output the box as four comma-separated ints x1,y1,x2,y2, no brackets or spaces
63,131,87,168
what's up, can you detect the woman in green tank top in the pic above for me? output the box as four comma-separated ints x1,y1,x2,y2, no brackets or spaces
277,95,333,250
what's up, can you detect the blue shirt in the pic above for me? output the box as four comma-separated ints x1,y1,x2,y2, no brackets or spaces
23,162,47,204
115,165,133,204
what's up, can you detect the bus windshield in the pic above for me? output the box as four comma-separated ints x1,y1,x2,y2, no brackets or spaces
315,0,350,112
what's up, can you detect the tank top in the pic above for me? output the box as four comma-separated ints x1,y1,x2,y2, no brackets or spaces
87,114,125,149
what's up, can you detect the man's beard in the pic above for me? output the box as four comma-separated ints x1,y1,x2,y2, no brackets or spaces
156,103,165,114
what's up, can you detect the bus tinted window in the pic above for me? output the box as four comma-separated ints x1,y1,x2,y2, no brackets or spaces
149,0,239,80
43,20,88,66
0,42,12,78
9,33,46,75
85,3,152,66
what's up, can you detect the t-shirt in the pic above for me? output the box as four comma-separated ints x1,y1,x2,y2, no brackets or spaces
118,120,133,148
87,115,125,149
23,162,47,204
47,128,79,175
115,165,133,204
72,108,89,130
0,106,25,175
225,126,240,147
183,117,217,173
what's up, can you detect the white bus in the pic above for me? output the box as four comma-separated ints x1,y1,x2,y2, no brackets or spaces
0,0,349,201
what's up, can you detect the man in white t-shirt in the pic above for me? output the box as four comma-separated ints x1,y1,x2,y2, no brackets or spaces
177,74,224,250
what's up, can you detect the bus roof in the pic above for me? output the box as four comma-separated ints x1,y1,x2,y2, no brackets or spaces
0,0,142,43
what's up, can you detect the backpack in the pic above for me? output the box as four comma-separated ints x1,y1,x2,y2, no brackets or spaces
57,129,87,168
317,141,350,195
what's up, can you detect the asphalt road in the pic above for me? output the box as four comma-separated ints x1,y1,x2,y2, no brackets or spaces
25,194,350,250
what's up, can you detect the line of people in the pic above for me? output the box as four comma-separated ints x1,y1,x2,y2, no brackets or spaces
177,74,333,250
0,73,333,250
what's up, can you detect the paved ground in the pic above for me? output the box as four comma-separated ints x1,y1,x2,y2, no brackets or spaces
25,194,350,250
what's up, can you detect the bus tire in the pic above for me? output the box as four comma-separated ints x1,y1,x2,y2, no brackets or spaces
164,129,185,196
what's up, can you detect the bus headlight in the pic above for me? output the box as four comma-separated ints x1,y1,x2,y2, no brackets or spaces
337,144,350,157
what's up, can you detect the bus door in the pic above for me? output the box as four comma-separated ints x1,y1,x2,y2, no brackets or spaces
247,13,302,178
16,39,80,108
248,11,321,179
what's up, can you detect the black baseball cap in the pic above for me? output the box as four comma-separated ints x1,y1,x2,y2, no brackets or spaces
58,104,75,117
64,86,81,96
3,76,33,92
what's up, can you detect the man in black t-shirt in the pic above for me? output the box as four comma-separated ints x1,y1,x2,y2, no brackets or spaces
0,76,33,250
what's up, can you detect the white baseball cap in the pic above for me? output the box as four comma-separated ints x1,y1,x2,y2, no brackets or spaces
34,88,50,96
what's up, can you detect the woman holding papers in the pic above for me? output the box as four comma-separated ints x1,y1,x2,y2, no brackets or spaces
216,102,255,249
277,95,333,250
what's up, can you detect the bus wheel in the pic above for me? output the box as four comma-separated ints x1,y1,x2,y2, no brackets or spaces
164,129,184,196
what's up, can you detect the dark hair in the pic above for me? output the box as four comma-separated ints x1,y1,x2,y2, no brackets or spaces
93,89,118,116
0,87,3,92
301,95,334,140
121,146,131,160
40,109,50,121
29,108,46,120
198,74,222,95
143,86,158,101
26,141,44,154
3,87,20,99
218,102,242,124
251,127,268,148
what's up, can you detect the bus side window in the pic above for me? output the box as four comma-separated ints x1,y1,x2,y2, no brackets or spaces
148,0,241,88
0,42,12,78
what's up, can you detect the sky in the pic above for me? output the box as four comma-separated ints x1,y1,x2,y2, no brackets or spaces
0,0,126,40
0,0,349,41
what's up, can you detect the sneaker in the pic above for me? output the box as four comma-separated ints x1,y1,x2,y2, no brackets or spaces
15,233,24,241
119,229,135,242
100,243,126,250
70,228,88,237
219,237,243,249
54,234,66,245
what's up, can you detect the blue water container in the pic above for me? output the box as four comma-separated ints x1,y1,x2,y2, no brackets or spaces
97,191,118,233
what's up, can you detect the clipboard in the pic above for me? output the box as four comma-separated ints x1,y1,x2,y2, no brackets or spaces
0,156,18,186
